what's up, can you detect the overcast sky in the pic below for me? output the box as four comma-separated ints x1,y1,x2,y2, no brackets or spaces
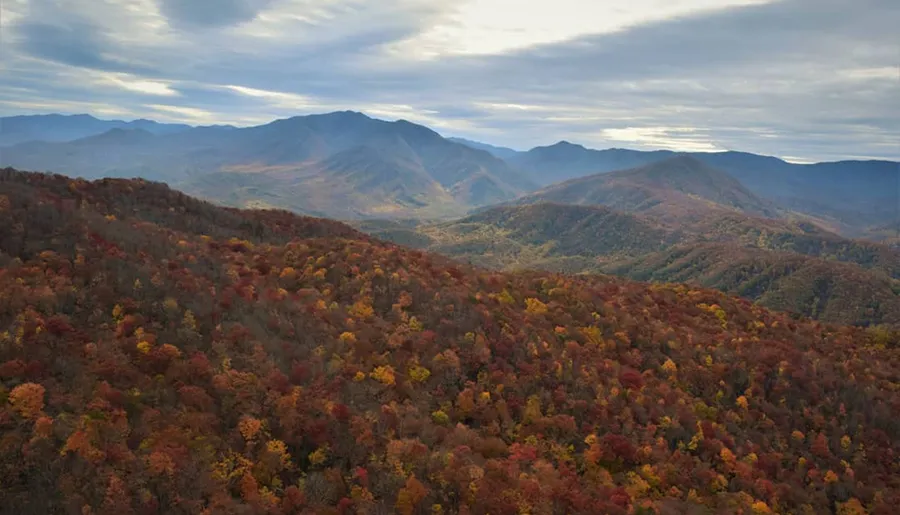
1,0,898,162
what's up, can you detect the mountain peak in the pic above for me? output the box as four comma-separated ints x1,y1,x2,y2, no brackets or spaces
333,110,370,119
319,110,371,122
526,140,590,157
550,140,585,149
275,111,371,125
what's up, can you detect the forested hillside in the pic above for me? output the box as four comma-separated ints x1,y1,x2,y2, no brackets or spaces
368,203,900,327
0,168,898,514
606,244,900,327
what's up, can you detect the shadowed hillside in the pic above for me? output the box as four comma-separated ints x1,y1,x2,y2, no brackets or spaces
515,155,782,224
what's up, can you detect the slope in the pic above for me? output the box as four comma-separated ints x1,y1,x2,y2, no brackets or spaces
1,168,898,514
605,243,900,326
402,203,671,271
369,200,900,325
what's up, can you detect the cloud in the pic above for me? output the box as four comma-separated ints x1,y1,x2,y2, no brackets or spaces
144,104,219,124
601,127,721,153
157,0,276,28
14,21,132,72
397,0,779,56
0,0,897,161
97,73,179,96
223,85,316,109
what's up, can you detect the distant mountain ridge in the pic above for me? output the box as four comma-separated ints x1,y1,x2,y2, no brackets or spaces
453,138,899,236
2,112,896,235
0,111,534,219
0,113,193,146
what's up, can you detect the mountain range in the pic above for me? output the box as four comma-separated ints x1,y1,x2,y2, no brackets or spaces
0,109,898,511
0,113,193,146
2,111,898,325
1,112,896,237
505,143,897,235
0,112,532,219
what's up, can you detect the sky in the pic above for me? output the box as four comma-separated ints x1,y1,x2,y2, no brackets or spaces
1,0,898,162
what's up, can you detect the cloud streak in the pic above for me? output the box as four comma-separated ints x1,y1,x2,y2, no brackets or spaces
0,0,897,161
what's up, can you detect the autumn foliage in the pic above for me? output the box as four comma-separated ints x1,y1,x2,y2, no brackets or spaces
0,168,898,514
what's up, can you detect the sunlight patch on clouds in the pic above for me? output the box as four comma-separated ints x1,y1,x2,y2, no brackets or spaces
224,85,317,109
399,0,777,57
472,102,549,112
0,0,27,27
601,127,721,152
780,156,817,164
219,84,343,119
840,67,899,81
140,104,278,127
364,103,438,120
95,73,179,96
145,104,218,124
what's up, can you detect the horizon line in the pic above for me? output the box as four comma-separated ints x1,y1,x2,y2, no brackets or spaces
2,110,898,166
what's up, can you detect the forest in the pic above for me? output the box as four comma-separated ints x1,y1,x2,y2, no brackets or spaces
365,204,900,327
1,168,898,514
